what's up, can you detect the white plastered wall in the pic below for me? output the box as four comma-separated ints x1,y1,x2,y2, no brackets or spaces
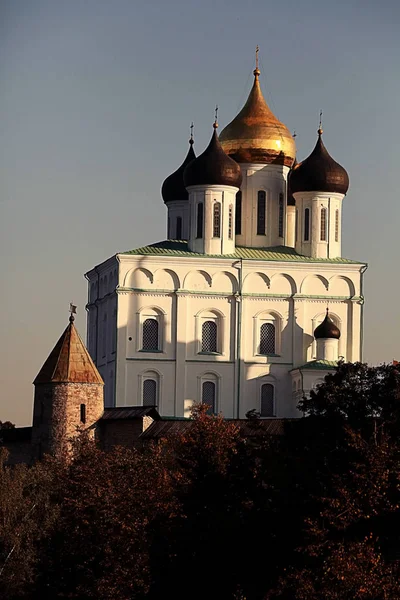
235,163,290,248
85,253,364,418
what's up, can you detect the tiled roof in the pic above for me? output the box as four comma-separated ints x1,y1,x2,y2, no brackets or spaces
122,240,363,265
101,406,160,421
292,359,338,371
34,318,103,385
140,418,292,440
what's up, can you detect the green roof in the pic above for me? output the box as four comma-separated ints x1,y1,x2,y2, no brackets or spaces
122,240,363,265
292,360,338,371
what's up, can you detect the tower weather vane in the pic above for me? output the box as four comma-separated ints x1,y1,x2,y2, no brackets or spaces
255,45,259,70
214,105,219,128
318,110,323,134
69,303,77,322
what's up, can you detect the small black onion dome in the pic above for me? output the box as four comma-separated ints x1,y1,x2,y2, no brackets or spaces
314,310,341,340
290,130,349,195
161,141,196,203
287,158,297,206
183,126,242,189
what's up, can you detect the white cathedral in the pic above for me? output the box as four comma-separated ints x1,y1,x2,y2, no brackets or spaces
85,60,366,419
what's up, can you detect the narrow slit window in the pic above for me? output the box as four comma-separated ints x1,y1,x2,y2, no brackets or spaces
260,384,274,417
235,191,242,235
257,191,266,235
278,193,284,238
196,203,204,239
176,217,182,240
259,322,276,355
335,209,339,242
228,205,233,239
143,379,157,406
80,404,86,424
213,203,221,237
304,208,310,241
201,321,218,353
202,381,216,414
295,209,298,243
320,208,327,241
142,318,159,351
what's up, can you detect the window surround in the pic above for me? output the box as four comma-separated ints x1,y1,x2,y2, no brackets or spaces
195,309,225,357
253,311,282,357
198,372,220,414
320,207,328,242
213,202,221,238
335,209,339,243
228,204,233,239
136,307,165,354
257,377,276,418
138,369,163,409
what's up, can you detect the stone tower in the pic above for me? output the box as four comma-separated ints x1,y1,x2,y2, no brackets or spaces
31,314,104,460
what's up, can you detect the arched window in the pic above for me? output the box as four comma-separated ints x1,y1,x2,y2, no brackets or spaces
260,384,274,417
257,190,266,235
176,216,182,240
196,203,204,238
235,191,242,235
335,209,339,242
228,204,233,239
320,208,327,241
142,318,159,351
143,379,157,406
202,381,216,414
213,202,221,237
304,208,310,241
295,208,299,243
259,322,276,355
278,193,284,238
202,320,218,353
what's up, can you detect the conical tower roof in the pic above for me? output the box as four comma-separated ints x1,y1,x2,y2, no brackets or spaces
34,316,103,384
219,68,296,166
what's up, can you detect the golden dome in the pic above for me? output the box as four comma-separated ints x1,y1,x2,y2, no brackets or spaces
219,70,296,167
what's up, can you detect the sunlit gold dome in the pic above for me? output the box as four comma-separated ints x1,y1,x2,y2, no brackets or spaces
219,68,296,167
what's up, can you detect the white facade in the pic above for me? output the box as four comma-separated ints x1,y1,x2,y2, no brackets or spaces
86,253,365,418
85,67,366,419
236,164,290,248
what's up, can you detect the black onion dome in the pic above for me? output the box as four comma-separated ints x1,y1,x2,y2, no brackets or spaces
161,142,196,203
314,310,341,340
287,158,297,206
183,127,242,189
290,131,349,195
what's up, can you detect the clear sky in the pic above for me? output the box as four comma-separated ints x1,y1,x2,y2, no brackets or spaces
0,0,399,425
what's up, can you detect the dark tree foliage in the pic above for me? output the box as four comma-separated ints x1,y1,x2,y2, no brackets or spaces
1,363,400,599
0,421,15,429
269,362,400,599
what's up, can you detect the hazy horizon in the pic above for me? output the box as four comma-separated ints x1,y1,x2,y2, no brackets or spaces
1,0,399,425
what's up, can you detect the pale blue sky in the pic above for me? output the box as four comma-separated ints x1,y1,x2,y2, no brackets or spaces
1,0,399,425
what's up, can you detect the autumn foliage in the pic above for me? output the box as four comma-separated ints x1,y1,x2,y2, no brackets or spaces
1,363,400,599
